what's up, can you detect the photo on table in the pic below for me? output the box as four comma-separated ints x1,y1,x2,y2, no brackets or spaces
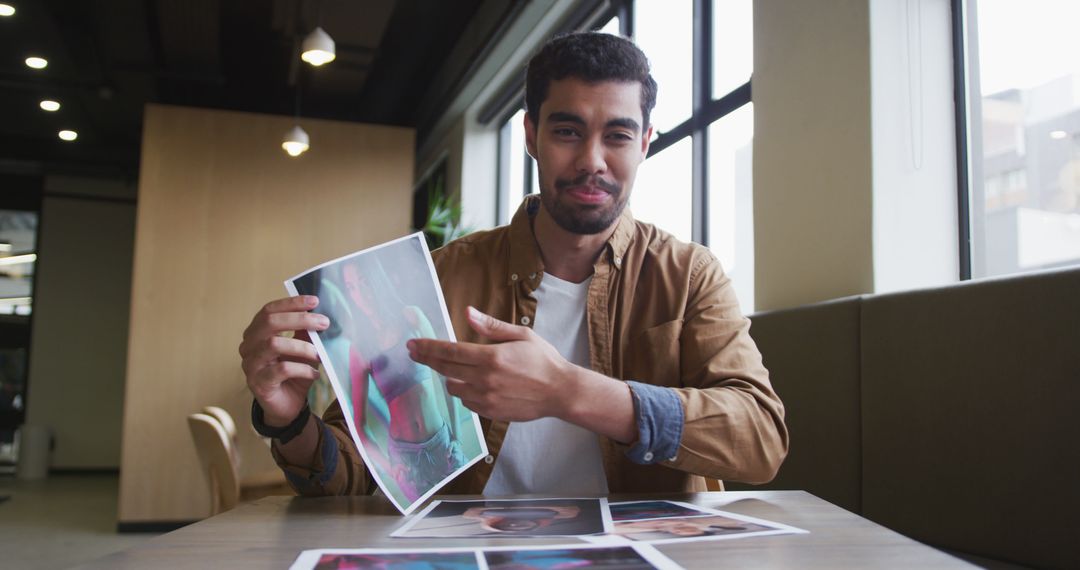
608,500,715,521
599,502,808,545
391,497,613,538
285,232,487,515
290,544,682,570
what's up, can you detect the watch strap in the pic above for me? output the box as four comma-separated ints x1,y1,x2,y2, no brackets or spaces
251,400,311,445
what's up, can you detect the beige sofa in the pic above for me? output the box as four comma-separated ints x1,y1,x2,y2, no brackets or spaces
733,267,1080,569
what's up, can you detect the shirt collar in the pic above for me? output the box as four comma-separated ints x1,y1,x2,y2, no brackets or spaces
507,195,635,285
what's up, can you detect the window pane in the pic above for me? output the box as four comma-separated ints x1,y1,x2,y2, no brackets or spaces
634,0,692,133
632,137,693,242
712,0,753,98
504,109,527,223
708,103,755,314
598,16,620,36
971,0,1080,277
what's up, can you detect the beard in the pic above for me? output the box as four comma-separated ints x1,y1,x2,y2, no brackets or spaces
540,172,628,235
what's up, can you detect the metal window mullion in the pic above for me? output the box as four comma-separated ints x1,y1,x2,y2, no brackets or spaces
690,0,711,245
952,0,973,280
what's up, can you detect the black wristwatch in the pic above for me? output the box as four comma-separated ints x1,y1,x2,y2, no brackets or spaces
251,400,311,445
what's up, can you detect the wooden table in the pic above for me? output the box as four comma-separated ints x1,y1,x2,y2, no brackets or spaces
78,491,974,569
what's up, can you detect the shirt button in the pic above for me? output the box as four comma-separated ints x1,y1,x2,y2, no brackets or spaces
520,316,531,326
511,273,519,281
643,451,654,462
614,256,622,266
484,455,494,464
529,272,537,279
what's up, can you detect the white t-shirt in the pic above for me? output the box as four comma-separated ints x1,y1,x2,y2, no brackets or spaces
482,272,610,496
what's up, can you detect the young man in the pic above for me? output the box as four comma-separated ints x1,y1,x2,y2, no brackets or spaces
239,32,787,496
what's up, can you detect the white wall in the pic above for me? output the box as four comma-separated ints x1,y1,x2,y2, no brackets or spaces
25,175,136,468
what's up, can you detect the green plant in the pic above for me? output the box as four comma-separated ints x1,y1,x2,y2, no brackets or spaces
422,188,473,250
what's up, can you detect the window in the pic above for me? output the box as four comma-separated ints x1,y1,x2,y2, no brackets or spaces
959,0,1080,278
492,1,756,312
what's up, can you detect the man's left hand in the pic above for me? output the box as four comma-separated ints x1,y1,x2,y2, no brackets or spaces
406,306,573,422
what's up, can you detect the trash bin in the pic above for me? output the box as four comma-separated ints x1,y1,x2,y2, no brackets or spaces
17,425,51,480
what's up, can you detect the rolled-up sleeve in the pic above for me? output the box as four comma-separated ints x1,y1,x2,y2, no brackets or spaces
270,400,374,496
625,381,684,464
662,254,788,484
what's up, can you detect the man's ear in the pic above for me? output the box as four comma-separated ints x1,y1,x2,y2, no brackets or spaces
524,112,538,160
640,124,653,160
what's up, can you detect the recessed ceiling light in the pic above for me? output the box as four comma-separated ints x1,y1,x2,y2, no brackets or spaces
58,129,77,141
0,4,15,17
39,100,60,112
1049,130,1068,140
25,56,47,69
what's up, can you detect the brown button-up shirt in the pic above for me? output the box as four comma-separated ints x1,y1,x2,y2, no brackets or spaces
273,196,788,495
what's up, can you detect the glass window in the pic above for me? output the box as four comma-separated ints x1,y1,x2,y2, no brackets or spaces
634,0,693,133
969,0,1080,277
708,103,755,314
499,109,529,224
0,211,36,316
712,0,753,98
632,136,693,242
598,16,620,36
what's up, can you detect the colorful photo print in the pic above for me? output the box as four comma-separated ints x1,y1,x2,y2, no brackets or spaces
391,498,612,538
482,544,680,570
612,513,787,544
290,544,681,570
608,500,713,522
313,550,479,570
285,232,487,515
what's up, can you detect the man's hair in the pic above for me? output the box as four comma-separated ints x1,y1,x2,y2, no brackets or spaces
525,32,657,129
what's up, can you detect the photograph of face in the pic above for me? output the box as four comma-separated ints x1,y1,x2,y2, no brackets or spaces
612,514,774,543
290,544,682,570
392,498,610,538
286,233,487,515
608,500,713,522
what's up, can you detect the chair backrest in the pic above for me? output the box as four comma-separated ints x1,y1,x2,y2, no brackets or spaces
187,413,240,516
202,406,237,442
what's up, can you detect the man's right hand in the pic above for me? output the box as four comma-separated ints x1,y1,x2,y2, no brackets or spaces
239,295,329,427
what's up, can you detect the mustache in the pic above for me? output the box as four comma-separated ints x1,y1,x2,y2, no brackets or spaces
553,174,620,194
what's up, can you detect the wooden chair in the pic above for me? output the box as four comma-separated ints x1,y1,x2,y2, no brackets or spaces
187,413,241,515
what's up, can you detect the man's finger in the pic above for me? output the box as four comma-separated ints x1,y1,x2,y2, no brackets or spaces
466,306,530,342
242,335,321,375
408,338,489,366
444,377,485,403
245,311,329,347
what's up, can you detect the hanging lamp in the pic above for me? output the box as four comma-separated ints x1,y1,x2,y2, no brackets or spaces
301,27,335,66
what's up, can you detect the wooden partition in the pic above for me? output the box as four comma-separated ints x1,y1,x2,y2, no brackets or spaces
119,104,414,524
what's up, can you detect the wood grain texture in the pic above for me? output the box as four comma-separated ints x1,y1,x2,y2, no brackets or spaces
84,491,975,569
118,104,414,523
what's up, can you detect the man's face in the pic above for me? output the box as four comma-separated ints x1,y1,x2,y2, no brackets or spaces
525,78,653,235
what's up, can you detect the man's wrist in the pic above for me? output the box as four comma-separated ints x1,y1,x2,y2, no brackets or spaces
251,400,311,444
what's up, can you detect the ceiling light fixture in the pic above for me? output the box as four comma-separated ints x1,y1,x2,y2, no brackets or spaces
39,100,60,112
301,27,335,66
1049,130,1068,140
0,4,15,17
25,56,47,69
282,125,310,157
58,129,77,141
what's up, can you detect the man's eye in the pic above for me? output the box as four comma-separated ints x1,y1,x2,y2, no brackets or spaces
553,128,579,137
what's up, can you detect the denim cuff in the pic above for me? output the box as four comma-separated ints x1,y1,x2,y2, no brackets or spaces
625,381,684,464
282,417,339,491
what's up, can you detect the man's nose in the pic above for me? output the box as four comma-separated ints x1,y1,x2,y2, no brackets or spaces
574,136,607,174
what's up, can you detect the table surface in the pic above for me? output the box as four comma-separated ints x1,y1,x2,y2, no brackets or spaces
79,491,974,569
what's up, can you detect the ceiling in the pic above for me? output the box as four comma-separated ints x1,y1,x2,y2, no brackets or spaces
0,0,493,179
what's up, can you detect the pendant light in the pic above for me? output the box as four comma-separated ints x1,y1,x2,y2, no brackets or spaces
282,125,309,157
301,27,335,66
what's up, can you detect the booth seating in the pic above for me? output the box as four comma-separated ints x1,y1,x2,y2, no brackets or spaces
734,267,1080,569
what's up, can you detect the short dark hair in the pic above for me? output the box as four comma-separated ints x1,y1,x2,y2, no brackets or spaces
525,32,657,129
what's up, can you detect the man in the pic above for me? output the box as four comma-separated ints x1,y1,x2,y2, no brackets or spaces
239,32,786,497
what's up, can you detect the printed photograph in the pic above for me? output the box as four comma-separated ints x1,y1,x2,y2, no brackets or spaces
313,550,479,570
612,514,778,543
608,500,714,522
285,233,487,515
391,498,611,538
483,545,676,570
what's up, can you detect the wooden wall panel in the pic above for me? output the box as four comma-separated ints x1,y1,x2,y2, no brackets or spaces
119,105,414,523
